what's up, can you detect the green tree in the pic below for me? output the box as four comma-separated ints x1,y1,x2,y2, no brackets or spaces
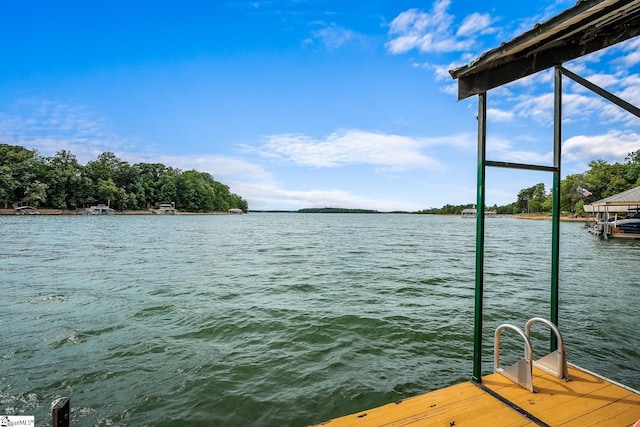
114,162,144,209
212,181,231,212
25,180,48,207
157,169,179,205
585,159,626,199
0,165,18,208
517,183,546,213
500,202,518,214
531,183,547,213
86,152,123,181
135,163,174,208
229,193,248,212
0,144,41,205
75,174,95,208
45,150,85,209
97,178,119,207
0,144,249,212
561,173,589,213
176,170,216,212
624,150,640,186
541,192,553,213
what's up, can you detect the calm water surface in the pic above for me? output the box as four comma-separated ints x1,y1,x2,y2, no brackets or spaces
1,213,638,426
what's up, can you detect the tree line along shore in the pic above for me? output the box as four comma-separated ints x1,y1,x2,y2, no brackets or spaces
416,150,640,217
0,144,248,214
0,208,242,215
3,144,638,216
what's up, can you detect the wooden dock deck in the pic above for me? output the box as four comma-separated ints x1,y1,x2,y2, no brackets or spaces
315,365,640,426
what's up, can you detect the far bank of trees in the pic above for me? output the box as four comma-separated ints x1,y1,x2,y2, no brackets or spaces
0,144,248,213
419,150,640,216
298,207,381,213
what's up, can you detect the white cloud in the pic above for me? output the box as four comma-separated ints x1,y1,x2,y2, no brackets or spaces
154,154,274,182
512,93,554,125
487,108,514,122
0,98,480,211
509,68,553,91
574,72,621,91
386,1,476,54
309,22,354,51
564,94,609,123
260,129,473,171
432,63,453,82
386,1,501,98
507,1,572,40
485,135,552,165
615,74,640,109
616,37,640,67
441,82,458,96
235,182,421,211
511,92,613,126
456,12,493,37
599,103,630,125
563,130,640,162
0,99,275,201
0,100,134,163
501,149,552,165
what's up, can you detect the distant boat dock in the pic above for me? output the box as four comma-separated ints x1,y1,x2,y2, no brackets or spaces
461,209,500,218
151,202,177,215
85,204,115,215
584,186,640,239
12,201,40,215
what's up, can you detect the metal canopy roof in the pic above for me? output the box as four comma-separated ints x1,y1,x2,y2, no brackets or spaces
450,0,640,100
584,185,640,211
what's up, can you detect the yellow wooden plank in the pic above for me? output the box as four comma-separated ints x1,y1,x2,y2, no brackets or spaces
484,365,640,427
491,367,608,413
376,384,532,427
406,396,535,427
316,382,482,427
315,366,640,427
568,393,640,427
551,385,640,426
316,381,536,427
526,383,630,425
480,372,529,390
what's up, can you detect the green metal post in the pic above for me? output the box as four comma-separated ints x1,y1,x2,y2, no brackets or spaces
551,66,562,352
473,92,487,383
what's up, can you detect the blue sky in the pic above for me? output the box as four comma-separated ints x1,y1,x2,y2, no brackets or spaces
2,0,640,211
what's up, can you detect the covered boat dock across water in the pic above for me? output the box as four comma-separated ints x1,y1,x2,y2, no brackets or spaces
585,186,640,238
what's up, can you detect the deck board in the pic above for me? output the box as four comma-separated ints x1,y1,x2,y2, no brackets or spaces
315,365,640,427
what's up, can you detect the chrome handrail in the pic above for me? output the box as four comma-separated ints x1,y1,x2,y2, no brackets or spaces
494,324,534,392
525,317,569,381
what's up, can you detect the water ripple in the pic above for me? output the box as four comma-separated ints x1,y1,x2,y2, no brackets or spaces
0,214,638,425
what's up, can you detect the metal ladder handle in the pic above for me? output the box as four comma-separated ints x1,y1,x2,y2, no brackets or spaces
524,317,569,380
494,324,533,372
524,317,566,356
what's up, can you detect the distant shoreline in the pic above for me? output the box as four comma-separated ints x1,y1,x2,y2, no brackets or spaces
0,208,586,221
0,208,239,216
511,214,585,222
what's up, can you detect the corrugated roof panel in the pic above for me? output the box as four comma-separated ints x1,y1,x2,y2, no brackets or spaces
590,185,640,205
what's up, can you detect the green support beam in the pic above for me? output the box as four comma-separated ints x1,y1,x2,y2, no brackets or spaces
550,66,562,352
473,92,487,383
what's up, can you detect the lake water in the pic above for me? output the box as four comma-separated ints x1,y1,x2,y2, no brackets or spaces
1,213,638,426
